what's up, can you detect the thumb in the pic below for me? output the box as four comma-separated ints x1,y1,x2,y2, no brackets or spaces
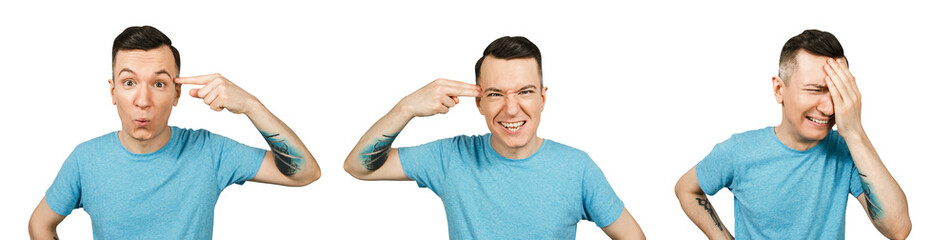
189,88,200,98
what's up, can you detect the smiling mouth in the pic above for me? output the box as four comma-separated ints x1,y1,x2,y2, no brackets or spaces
499,121,526,132
806,116,830,125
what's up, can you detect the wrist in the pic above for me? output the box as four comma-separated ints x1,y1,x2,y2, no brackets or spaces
244,99,268,118
389,103,415,121
839,127,868,143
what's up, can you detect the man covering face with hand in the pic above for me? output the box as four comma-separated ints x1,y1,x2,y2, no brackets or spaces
674,29,911,240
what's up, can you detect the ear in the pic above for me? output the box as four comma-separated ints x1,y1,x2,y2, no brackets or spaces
173,83,182,106
540,86,548,111
772,76,784,104
108,79,117,105
475,95,486,116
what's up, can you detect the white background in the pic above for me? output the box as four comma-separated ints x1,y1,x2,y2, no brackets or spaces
1,1,948,239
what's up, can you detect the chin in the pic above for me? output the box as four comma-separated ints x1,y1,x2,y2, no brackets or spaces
800,128,830,142
492,132,528,148
126,128,158,141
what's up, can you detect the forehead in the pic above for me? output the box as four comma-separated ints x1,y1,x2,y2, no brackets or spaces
479,56,541,89
113,45,177,76
791,49,844,86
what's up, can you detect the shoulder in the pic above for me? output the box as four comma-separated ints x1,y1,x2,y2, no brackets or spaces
543,139,590,159
169,126,230,145
425,134,484,149
712,127,775,150
540,139,595,168
71,131,120,157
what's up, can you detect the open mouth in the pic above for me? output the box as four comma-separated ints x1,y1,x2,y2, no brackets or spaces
499,121,526,133
806,116,830,125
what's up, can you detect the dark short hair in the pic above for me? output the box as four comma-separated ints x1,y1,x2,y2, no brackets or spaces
778,29,847,82
112,26,181,77
474,36,542,86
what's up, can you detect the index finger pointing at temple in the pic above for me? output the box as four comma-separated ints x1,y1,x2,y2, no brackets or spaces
174,74,220,85
445,85,482,97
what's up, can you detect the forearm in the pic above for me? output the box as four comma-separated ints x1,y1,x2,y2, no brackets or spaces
244,101,320,181
28,225,58,240
842,130,911,238
28,224,58,240
676,191,733,240
343,105,413,177
29,198,63,240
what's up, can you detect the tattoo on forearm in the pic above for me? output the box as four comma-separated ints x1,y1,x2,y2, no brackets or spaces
262,132,304,176
360,132,399,170
696,197,724,231
858,172,884,220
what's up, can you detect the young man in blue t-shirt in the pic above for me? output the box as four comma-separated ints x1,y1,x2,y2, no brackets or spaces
343,36,645,239
674,29,911,239
28,26,321,239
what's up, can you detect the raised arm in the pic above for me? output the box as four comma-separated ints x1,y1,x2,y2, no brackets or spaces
175,73,320,187
675,166,734,240
601,208,646,240
343,78,480,180
28,197,65,240
823,59,911,239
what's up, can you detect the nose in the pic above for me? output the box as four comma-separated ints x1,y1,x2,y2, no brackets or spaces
133,84,152,109
817,93,834,116
504,95,520,116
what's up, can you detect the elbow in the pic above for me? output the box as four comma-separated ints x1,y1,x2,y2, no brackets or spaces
306,168,322,184
886,220,912,240
342,161,367,180
674,175,689,199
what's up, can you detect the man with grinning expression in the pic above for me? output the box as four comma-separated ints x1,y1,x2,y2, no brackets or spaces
28,26,321,239
343,36,646,239
674,29,911,239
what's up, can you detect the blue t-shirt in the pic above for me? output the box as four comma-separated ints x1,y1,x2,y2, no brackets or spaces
45,126,266,240
696,127,864,239
399,134,624,240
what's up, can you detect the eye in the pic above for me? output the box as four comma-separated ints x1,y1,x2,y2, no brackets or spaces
123,79,135,87
154,81,166,88
487,93,503,97
518,90,534,95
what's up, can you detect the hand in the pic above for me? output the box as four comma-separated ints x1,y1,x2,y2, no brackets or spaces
396,78,481,117
823,58,864,137
175,73,260,114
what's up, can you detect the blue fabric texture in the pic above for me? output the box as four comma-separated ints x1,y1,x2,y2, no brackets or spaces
400,134,624,240
44,126,266,240
696,127,863,239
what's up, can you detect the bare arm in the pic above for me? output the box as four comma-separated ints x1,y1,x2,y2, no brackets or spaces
824,59,911,239
175,73,320,186
28,197,65,240
601,208,646,240
675,166,733,240
343,79,481,180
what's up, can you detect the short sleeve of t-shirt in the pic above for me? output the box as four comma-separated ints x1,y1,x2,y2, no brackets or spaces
696,141,735,196
45,150,84,216
581,159,625,228
205,131,266,190
399,138,448,195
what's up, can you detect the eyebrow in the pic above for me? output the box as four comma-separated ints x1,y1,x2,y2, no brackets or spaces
483,85,538,93
116,68,173,78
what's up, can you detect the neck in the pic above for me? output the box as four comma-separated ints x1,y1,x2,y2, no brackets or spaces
490,135,544,159
774,123,819,151
118,126,172,154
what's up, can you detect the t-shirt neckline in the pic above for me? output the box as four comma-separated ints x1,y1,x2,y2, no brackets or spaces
111,126,181,160
482,133,548,162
